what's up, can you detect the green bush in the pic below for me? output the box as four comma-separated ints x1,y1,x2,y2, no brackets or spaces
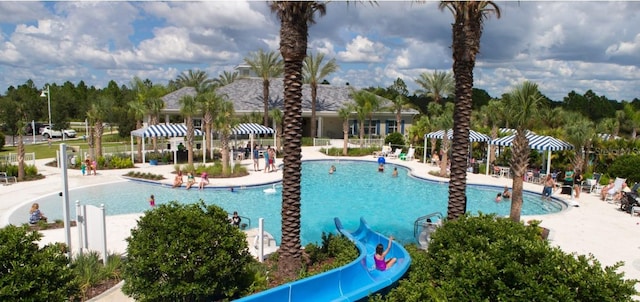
72,251,122,300
384,132,405,149
304,232,358,270
0,132,5,151
122,201,257,301
0,225,80,301
607,154,640,184
375,214,637,302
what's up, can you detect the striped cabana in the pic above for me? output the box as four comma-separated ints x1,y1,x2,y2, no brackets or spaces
488,132,574,175
231,123,276,162
232,123,275,135
422,129,491,164
130,124,203,164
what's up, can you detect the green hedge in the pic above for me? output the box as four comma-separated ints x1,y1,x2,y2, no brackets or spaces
373,214,637,302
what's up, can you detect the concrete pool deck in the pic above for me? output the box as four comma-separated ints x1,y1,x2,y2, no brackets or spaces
1,145,640,300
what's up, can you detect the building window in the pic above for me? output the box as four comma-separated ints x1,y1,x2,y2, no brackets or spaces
364,120,378,136
193,119,202,130
387,120,398,134
350,120,357,136
386,120,404,134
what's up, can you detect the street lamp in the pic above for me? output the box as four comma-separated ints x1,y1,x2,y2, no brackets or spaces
40,85,52,127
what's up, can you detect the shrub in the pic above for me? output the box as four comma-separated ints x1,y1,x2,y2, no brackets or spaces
375,214,638,302
122,201,257,301
607,154,640,184
384,132,405,148
71,251,123,300
304,232,358,271
0,225,80,300
0,132,5,151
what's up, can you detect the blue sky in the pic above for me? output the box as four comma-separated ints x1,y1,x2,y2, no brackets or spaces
0,1,638,102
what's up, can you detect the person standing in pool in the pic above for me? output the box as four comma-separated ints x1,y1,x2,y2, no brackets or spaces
148,194,155,207
374,236,396,271
231,211,241,228
392,167,398,177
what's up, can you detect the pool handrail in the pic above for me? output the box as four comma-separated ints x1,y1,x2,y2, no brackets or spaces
233,217,411,302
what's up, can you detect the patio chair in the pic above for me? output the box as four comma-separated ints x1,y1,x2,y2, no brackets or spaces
582,173,601,193
388,148,402,159
400,148,415,161
604,177,626,203
0,172,17,185
373,145,391,158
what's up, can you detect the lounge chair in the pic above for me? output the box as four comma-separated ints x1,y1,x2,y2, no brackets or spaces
388,148,402,159
581,173,601,193
0,172,17,185
604,177,626,203
372,145,391,158
400,148,415,161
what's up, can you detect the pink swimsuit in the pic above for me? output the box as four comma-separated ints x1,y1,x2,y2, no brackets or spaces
374,255,386,271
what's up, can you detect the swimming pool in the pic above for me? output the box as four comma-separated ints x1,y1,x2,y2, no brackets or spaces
10,160,564,245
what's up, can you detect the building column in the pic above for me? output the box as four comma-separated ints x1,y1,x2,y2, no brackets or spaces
318,116,323,138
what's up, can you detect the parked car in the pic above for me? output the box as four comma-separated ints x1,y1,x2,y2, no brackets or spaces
41,126,76,139
25,122,45,135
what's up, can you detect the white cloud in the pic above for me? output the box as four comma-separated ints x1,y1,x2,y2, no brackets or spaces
337,35,387,63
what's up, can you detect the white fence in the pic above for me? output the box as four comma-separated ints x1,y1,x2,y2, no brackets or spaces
0,152,36,166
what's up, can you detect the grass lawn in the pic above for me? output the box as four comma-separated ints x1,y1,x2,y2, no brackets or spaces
1,133,130,160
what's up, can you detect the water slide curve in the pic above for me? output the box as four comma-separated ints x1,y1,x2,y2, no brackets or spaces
235,217,411,302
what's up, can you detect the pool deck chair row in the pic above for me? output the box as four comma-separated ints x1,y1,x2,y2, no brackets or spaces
0,172,17,185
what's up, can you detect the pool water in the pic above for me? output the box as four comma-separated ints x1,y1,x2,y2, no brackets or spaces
11,160,564,245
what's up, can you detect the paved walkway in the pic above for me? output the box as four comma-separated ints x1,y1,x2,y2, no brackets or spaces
2,145,639,301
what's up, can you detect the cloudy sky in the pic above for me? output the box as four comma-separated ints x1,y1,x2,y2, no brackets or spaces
0,1,638,102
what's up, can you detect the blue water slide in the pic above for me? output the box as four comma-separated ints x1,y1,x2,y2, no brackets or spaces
234,217,411,302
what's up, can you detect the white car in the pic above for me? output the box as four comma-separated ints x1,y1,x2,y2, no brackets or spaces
41,126,77,139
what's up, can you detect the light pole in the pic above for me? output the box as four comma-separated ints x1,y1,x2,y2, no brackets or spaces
40,85,52,127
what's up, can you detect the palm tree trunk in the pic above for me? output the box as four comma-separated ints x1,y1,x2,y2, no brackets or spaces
343,120,348,155
509,131,529,222
151,116,158,152
439,137,449,177
359,121,364,147
396,110,401,133
221,134,229,174
17,134,25,180
311,83,317,138
186,117,194,165
95,121,104,158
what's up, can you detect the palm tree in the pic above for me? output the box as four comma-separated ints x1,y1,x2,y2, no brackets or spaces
213,100,236,174
338,106,352,156
439,1,501,221
415,70,454,104
388,78,409,132
504,81,546,223
214,70,239,86
351,90,377,147
145,90,165,152
179,95,199,166
565,113,595,173
623,103,640,139
479,99,506,164
127,100,146,163
175,69,214,92
427,102,444,156
269,1,326,278
269,108,284,152
86,96,113,158
197,91,225,160
436,103,454,177
303,52,338,138
244,49,284,127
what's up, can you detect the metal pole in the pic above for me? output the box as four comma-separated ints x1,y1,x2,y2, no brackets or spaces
258,218,264,262
46,86,51,127
32,120,36,144
60,144,71,259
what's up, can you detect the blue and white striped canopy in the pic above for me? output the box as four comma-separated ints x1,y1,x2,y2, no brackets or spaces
491,133,573,151
131,123,203,138
232,123,275,135
424,129,491,142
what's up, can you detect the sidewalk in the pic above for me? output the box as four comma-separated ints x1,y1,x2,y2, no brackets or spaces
2,146,640,300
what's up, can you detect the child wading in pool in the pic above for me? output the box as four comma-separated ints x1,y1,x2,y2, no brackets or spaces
149,194,155,207
374,236,397,271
